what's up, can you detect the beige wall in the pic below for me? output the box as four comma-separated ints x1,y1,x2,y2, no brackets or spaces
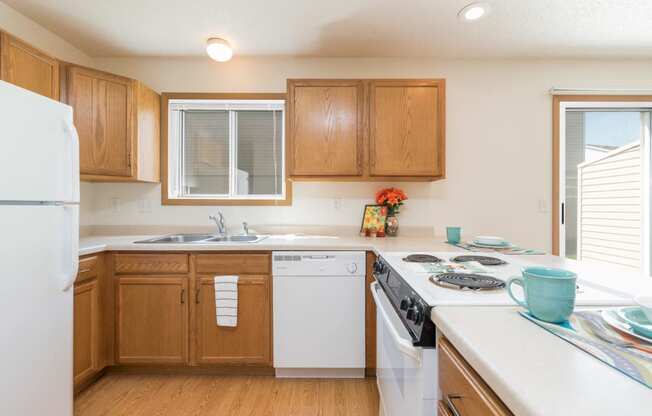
3,1,651,250
0,2,94,66
82,56,652,250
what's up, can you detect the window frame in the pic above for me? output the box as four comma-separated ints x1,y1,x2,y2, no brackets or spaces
553,95,652,276
161,92,291,206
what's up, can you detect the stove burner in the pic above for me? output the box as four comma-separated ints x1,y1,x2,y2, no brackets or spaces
403,254,443,263
430,273,506,290
451,255,507,266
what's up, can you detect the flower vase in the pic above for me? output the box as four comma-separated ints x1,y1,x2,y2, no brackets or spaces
385,214,399,237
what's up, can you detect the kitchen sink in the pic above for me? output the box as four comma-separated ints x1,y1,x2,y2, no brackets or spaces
134,233,267,244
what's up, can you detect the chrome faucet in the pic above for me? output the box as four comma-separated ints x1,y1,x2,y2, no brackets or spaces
242,221,249,236
209,212,226,236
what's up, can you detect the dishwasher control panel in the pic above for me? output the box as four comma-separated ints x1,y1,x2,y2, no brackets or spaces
272,251,366,276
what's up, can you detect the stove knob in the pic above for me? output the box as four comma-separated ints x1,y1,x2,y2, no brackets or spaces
400,296,415,311
407,304,423,323
373,261,384,274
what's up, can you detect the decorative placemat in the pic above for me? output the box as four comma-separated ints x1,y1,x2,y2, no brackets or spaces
447,241,545,255
520,310,652,389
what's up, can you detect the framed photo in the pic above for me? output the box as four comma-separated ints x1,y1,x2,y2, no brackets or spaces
360,204,388,233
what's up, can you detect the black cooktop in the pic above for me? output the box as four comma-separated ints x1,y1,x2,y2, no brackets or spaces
402,254,442,263
430,273,506,290
450,255,507,266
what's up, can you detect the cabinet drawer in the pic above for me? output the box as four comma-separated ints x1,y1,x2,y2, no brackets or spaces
196,254,270,274
114,254,189,275
439,337,512,416
77,255,100,283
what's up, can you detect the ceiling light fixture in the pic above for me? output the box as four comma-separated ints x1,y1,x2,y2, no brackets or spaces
458,2,490,22
206,38,233,62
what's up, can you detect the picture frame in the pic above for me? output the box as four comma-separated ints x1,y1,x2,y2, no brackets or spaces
360,204,388,233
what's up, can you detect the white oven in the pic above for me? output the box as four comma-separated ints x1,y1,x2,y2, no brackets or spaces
371,281,437,416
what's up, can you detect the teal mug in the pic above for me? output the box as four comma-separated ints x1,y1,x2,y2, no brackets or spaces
446,226,461,244
506,266,577,323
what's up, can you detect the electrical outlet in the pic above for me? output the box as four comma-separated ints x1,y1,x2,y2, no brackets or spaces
333,197,342,211
109,197,121,213
137,199,152,213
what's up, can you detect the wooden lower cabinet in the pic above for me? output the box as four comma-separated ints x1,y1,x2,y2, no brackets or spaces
195,274,272,365
438,400,454,416
73,278,99,386
73,254,104,392
439,337,512,416
116,276,188,363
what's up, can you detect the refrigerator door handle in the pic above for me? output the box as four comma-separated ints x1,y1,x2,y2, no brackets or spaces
60,204,79,291
63,118,80,203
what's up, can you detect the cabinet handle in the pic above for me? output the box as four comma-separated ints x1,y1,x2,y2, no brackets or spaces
445,394,462,416
195,289,200,304
180,289,185,304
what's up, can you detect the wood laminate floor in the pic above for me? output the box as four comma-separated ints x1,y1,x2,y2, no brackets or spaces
74,374,379,416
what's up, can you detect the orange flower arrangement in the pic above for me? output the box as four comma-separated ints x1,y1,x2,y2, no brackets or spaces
375,187,408,215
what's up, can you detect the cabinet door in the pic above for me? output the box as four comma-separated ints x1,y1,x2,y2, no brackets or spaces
73,279,99,386
288,80,363,176
195,275,271,364
117,277,188,363
0,33,59,100
369,80,444,177
66,66,134,177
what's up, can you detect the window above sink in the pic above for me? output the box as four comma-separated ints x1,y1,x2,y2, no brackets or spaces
162,93,292,206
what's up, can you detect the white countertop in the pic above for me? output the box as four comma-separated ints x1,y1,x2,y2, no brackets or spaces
431,306,652,416
80,234,651,298
78,234,457,256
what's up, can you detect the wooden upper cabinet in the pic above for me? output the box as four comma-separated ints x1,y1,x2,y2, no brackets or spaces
288,80,363,177
63,64,160,182
287,79,445,181
369,80,445,178
0,32,59,100
67,65,132,178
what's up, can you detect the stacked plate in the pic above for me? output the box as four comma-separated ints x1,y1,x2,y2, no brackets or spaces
471,235,514,249
603,298,652,342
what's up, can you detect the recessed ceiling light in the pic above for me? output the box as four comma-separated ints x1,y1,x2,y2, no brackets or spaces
458,2,491,22
206,38,233,62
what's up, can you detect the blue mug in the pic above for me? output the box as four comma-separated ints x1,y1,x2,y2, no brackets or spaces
506,266,577,323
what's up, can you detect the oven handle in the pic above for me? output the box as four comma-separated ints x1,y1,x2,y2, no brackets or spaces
370,281,422,363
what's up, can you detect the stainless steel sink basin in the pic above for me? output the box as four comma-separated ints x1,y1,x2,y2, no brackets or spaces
135,233,267,244
203,235,267,243
136,234,215,243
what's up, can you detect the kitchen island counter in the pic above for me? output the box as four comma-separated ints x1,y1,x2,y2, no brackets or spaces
431,306,652,416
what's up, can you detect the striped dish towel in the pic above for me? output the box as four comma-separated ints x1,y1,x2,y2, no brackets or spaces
214,275,238,327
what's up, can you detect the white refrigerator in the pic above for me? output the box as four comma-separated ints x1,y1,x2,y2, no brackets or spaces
0,81,80,415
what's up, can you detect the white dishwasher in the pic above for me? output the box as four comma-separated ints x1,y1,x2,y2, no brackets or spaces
273,251,366,378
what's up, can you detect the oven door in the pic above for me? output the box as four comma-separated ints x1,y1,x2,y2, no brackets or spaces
371,282,437,416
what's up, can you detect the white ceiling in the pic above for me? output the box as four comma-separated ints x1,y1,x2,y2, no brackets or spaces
5,0,652,58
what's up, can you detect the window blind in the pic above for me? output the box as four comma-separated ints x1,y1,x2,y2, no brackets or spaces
236,110,283,195
183,110,230,195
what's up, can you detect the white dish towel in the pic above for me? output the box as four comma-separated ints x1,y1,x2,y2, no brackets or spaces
214,275,238,327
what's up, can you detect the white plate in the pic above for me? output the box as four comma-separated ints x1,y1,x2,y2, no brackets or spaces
601,309,652,344
470,241,514,249
474,235,507,246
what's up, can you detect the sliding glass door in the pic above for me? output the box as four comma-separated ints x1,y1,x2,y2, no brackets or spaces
559,103,651,273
